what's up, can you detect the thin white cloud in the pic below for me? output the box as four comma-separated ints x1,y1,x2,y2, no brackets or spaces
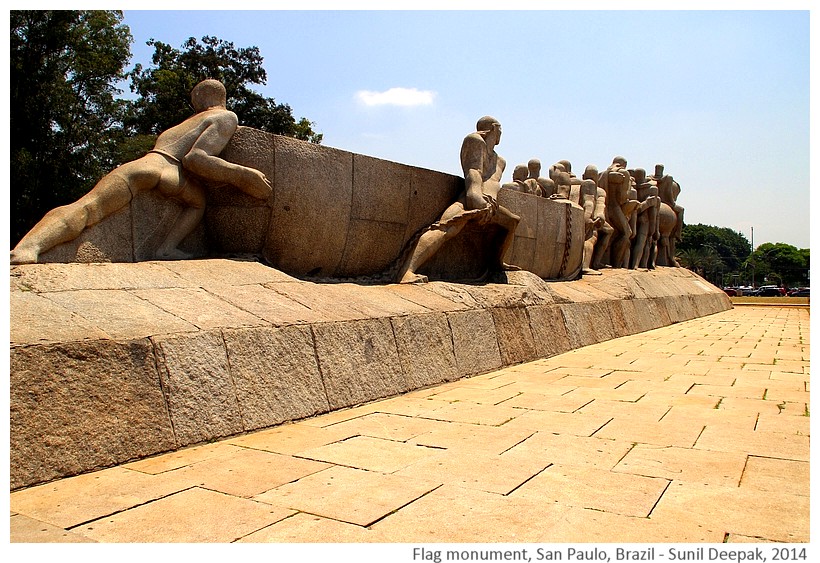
355,87,436,107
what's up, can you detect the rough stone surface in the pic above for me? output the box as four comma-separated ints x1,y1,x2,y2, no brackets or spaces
264,136,353,276
491,306,539,365
10,339,175,489
9,290,110,344
526,304,575,358
447,308,503,376
205,205,271,255
38,205,133,264
499,189,585,280
404,168,462,241
224,325,330,430
392,312,460,388
153,330,244,446
312,318,408,410
8,260,732,489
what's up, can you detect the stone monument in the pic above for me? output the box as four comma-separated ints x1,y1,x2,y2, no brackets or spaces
396,116,521,284
10,79,272,265
9,82,729,492
653,164,685,267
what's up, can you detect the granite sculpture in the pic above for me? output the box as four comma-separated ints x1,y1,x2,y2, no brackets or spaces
628,168,661,270
653,164,684,267
396,116,521,284
501,164,532,194
10,79,272,265
597,156,640,269
9,79,685,282
576,166,605,275
582,165,614,271
526,159,553,197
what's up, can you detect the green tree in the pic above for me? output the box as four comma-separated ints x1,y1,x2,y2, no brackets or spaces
10,10,133,245
747,243,810,287
678,223,751,272
126,36,322,143
677,246,725,286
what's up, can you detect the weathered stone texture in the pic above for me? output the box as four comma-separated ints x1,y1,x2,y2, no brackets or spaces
224,325,330,431
447,309,503,377
38,204,133,264
264,137,354,276
46,288,198,340
392,313,459,388
131,191,207,261
10,339,174,489
491,307,539,365
10,290,110,345
153,331,243,445
526,304,575,359
313,318,408,410
205,205,271,255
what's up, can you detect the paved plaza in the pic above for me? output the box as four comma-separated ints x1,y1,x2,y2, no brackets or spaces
10,305,810,544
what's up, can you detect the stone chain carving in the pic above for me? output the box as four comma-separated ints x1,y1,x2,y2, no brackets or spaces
558,200,573,278
508,156,683,275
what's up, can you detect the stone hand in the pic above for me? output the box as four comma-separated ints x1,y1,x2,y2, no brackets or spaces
241,167,273,200
465,189,488,211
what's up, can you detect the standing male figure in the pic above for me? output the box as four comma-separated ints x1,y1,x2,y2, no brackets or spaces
397,116,520,283
526,159,554,197
598,156,639,268
11,79,272,264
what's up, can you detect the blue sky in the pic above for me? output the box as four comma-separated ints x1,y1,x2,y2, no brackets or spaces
113,6,809,248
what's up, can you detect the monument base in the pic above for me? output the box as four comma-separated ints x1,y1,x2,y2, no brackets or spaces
10,260,731,490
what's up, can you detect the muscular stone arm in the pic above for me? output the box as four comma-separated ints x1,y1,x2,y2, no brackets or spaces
460,134,490,210
182,112,272,199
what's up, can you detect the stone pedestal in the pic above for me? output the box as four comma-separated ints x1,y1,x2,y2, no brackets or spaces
10,260,731,489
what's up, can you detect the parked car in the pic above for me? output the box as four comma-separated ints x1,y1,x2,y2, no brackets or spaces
756,286,784,297
723,287,737,296
790,288,810,297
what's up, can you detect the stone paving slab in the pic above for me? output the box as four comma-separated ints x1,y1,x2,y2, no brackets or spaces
499,431,635,470
295,435,443,473
75,487,296,543
9,305,810,544
394,448,549,495
510,463,671,518
612,444,749,486
253,465,439,527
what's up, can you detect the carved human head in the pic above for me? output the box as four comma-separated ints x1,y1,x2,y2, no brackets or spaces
477,115,499,132
557,171,572,187
476,116,501,144
654,164,665,178
191,79,227,112
558,160,572,174
612,156,627,168
512,164,528,181
527,159,541,177
583,164,599,181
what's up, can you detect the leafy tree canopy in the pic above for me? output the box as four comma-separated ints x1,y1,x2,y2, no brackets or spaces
747,242,810,287
678,223,752,272
127,36,322,143
11,12,323,247
10,10,133,244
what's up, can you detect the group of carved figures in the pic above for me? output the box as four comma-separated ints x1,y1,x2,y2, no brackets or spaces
502,156,684,274
9,79,683,284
